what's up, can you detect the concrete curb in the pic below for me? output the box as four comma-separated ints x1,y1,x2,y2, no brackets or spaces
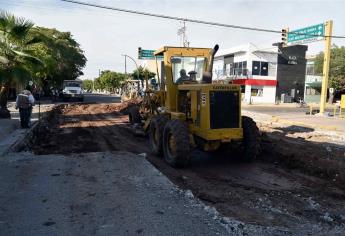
0,121,39,157
0,105,54,157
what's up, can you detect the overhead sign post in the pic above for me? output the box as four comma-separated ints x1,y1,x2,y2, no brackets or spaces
138,48,163,60
285,21,333,115
319,20,333,115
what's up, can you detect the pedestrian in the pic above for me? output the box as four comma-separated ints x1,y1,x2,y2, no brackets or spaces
51,87,59,102
15,89,35,128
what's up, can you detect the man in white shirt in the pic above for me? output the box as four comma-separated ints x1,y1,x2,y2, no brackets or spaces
15,90,35,128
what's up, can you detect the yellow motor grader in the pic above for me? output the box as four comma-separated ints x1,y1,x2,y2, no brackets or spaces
128,45,260,167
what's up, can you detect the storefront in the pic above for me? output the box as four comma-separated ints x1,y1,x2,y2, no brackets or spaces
213,43,278,104
214,43,308,104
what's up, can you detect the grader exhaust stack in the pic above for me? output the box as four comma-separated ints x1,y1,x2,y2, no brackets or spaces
201,44,219,84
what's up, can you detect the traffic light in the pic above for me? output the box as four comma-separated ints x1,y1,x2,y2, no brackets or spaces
281,28,288,47
138,47,142,59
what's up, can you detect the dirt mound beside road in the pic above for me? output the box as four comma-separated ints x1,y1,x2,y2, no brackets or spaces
101,98,142,114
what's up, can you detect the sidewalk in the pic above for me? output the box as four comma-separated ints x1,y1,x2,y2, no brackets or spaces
243,104,345,132
269,112,345,132
0,100,53,156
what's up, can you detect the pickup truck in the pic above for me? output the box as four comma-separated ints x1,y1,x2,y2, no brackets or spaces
62,80,84,102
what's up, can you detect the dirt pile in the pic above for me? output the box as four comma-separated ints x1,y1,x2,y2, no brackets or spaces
258,124,345,191
29,103,149,155
101,98,142,114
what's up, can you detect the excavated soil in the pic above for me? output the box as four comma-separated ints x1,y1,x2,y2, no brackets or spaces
29,103,345,234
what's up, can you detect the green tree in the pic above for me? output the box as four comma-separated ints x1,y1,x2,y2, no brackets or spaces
131,66,156,81
0,11,42,118
94,70,126,92
30,27,87,88
314,45,345,91
82,79,94,92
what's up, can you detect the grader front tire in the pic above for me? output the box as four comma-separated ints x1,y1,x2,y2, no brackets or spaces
162,119,191,168
149,115,169,156
242,116,260,162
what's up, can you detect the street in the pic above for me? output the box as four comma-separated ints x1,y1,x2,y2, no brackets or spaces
1,1,345,235
1,94,344,235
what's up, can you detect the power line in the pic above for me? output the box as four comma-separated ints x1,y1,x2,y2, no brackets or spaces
60,0,345,39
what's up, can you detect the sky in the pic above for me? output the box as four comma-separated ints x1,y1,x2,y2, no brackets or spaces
1,0,345,79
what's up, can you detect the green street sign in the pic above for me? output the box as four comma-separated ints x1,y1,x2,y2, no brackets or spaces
138,48,163,60
288,23,324,44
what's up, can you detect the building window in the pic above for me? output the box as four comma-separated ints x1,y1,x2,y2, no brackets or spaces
252,61,269,76
306,62,316,75
252,61,260,75
229,61,247,76
251,86,263,97
261,62,268,76
305,87,321,95
243,61,247,76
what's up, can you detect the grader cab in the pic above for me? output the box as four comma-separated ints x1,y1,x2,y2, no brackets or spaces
128,45,260,167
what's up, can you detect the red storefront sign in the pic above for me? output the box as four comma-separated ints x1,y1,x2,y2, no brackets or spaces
231,79,277,86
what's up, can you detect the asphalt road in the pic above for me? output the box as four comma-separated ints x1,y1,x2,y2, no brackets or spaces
242,104,337,116
83,93,121,104
243,105,310,116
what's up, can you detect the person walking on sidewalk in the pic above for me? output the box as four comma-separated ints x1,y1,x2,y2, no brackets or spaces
15,90,35,128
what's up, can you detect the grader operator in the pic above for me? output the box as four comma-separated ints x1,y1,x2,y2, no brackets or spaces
128,45,260,167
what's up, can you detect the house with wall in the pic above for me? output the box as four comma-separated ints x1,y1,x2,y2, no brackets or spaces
213,43,278,103
213,43,308,104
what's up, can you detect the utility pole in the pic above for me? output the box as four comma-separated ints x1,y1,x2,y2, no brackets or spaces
124,56,127,78
121,54,140,80
319,20,333,115
177,20,190,47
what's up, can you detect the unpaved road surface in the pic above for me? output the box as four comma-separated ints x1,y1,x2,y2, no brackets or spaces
26,103,345,235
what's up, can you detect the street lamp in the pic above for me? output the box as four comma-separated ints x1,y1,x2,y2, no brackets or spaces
121,54,140,83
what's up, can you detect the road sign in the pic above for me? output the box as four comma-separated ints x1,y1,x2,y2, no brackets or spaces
138,48,163,60
287,23,324,45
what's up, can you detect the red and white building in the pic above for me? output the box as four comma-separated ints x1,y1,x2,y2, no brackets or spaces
213,43,279,103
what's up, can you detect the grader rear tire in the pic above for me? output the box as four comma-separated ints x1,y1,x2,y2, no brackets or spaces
242,116,260,162
128,106,141,124
149,115,169,156
162,119,191,168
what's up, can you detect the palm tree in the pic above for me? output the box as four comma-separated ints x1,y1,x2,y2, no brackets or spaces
0,11,42,118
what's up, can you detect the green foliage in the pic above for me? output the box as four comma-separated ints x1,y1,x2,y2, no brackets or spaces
314,45,345,91
94,70,126,92
0,11,42,86
0,11,87,90
0,11,44,113
30,26,87,87
131,66,155,81
83,79,94,92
